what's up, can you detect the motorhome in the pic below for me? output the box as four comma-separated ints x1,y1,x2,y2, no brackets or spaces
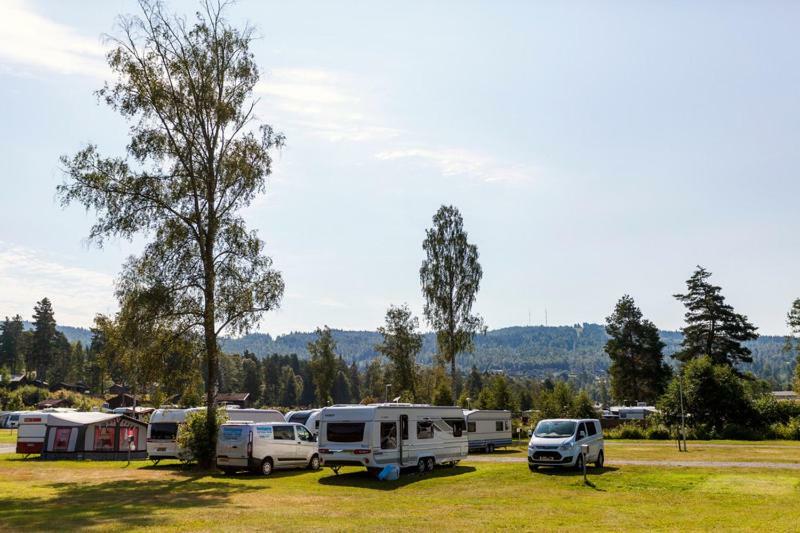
463,409,513,452
146,407,285,461
318,404,468,475
216,421,319,475
284,409,323,436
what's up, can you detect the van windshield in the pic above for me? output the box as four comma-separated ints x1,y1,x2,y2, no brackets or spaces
326,422,365,443
534,421,576,438
149,422,178,440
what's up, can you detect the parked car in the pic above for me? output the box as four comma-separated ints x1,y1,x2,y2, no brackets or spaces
527,418,604,470
216,421,319,476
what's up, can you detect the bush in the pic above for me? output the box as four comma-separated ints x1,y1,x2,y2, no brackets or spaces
719,423,763,441
645,426,671,440
176,407,227,466
605,423,646,439
769,417,800,440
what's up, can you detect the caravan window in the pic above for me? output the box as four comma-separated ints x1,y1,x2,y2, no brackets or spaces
119,427,139,450
495,421,504,432
380,422,397,449
417,421,434,439
326,423,365,443
94,426,115,451
444,418,465,437
53,428,71,451
150,422,178,440
467,422,476,433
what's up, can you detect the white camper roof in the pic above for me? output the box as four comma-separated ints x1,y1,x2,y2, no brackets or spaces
463,409,512,420
45,412,120,426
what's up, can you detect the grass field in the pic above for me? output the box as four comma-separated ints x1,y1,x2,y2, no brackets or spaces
0,430,16,444
494,439,800,463
1,443,799,531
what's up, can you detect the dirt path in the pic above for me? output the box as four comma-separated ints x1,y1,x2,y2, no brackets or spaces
466,455,800,469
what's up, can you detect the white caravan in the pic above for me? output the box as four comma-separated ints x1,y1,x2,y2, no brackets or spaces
527,418,604,470
318,404,468,475
284,409,323,436
216,421,319,475
147,407,285,461
464,409,512,452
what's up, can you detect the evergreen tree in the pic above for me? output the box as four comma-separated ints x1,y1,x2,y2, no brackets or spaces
279,366,298,407
0,315,25,374
572,390,597,419
604,295,671,404
363,358,386,401
30,298,57,380
465,365,483,398
308,327,338,406
674,266,759,371
242,355,262,402
486,375,513,410
375,304,423,400
331,369,351,404
420,205,485,399
786,298,800,394
48,332,73,384
348,361,361,402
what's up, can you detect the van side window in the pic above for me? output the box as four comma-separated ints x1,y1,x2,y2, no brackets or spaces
417,421,434,439
577,422,587,439
296,426,313,442
381,422,397,449
586,421,597,436
273,425,295,440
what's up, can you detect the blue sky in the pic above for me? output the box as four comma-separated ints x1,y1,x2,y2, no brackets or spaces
1,0,799,335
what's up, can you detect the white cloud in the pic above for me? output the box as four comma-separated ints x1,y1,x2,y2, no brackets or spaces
0,242,116,327
0,0,107,78
256,68,401,143
375,147,535,184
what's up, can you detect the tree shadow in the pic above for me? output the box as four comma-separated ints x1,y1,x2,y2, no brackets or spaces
471,448,520,456
532,466,619,477
0,476,262,530
317,465,476,491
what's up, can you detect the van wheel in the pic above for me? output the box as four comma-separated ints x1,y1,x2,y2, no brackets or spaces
425,457,435,472
417,458,426,474
261,458,273,476
595,450,604,469
308,454,321,471
487,443,495,453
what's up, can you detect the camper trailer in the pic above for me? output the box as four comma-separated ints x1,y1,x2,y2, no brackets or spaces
284,409,323,436
147,407,285,461
318,404,468,474
17,411,147,459
464,409,513,452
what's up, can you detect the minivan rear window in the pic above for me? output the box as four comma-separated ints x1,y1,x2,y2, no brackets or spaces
150,422,178,440
326,422,365,443
221,426,244,441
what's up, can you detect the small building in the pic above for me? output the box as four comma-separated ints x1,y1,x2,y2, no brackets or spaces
105,393,142,410
5,375,48,390
21,412,147,460
772,391,799,402
49,382,91,394
108,384,130,395
215,392,250,408
36,398,73,410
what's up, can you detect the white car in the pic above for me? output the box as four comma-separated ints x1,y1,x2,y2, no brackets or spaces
216,421,319,476
527,418,604,470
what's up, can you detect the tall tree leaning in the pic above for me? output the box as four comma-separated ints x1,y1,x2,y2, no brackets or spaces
420,205,485,399
58,1,284,465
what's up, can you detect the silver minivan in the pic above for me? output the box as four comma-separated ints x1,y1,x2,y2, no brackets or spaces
527,418,604,470
216,421,320,476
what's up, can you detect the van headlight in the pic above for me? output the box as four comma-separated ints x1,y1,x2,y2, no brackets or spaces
559,442,573,451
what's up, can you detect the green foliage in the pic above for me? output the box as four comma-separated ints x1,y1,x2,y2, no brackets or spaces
30,298,57,380
476,375,515,410
605,295,671,404
432,380,454,406
0,315,25,375
177,408,228,465
768,417,800,440
309,327,338,406
420,205,485,398
572,390,597,419
786,298,800,394
605,424,646,439
673,266,758,370
645,425,671,440
375,304,422,400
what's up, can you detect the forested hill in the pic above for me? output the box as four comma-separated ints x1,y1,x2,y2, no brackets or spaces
21,321,93,347
220,324,793,385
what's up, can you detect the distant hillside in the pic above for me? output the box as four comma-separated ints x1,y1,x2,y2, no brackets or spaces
22,321,93,346
221,324,794,386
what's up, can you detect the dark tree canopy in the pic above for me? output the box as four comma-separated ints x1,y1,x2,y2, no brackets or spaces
308,326,338,406
673,266,758,371
604,295,671,404
420,205,485,398
30,298,57,380
0,315,25,375
57,1,283,463
375,304,423,400
787,298,800,394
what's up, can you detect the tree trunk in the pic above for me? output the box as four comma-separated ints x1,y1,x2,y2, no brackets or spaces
202,242,218,469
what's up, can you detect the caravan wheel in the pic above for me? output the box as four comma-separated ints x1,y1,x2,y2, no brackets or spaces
424,457,435,472
487,443,495,453
417,458,426,474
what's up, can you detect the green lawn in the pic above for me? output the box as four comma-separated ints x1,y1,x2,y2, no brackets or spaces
0,430,16,444
0,452,799,531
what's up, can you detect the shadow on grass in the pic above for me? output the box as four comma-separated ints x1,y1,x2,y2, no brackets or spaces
0,475,262,530
318,465,476,490
469,448,520,456
532,466,619,477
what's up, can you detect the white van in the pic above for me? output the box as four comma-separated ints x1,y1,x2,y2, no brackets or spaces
464,409,512,453
216,422,319,475
318,404,468,475
527,418,604,470
284,409,322,436
147,407,285,461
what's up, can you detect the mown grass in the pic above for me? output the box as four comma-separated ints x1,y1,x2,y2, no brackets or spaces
0,452,799,531
0,430,16,444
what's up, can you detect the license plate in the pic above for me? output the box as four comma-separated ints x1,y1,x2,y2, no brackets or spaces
157,448,166,452
539,457,555,461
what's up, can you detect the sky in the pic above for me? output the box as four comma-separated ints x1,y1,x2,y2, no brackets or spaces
1,0,799,336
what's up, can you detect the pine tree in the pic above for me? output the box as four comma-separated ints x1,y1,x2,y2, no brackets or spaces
604,295,671,404
0,315,25,374
673,266,759,371
348,361,361,402
242,355,262,403
331,370,351,404
30,298,57,380
375,304,423,400
786,298,800,394
308,327,338,406
465,365,483,398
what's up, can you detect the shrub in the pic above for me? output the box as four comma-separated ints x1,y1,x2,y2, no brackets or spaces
769,417,800,440
176,408,227,466
645,426,671,440
605,423,646,439
719,423,763,441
